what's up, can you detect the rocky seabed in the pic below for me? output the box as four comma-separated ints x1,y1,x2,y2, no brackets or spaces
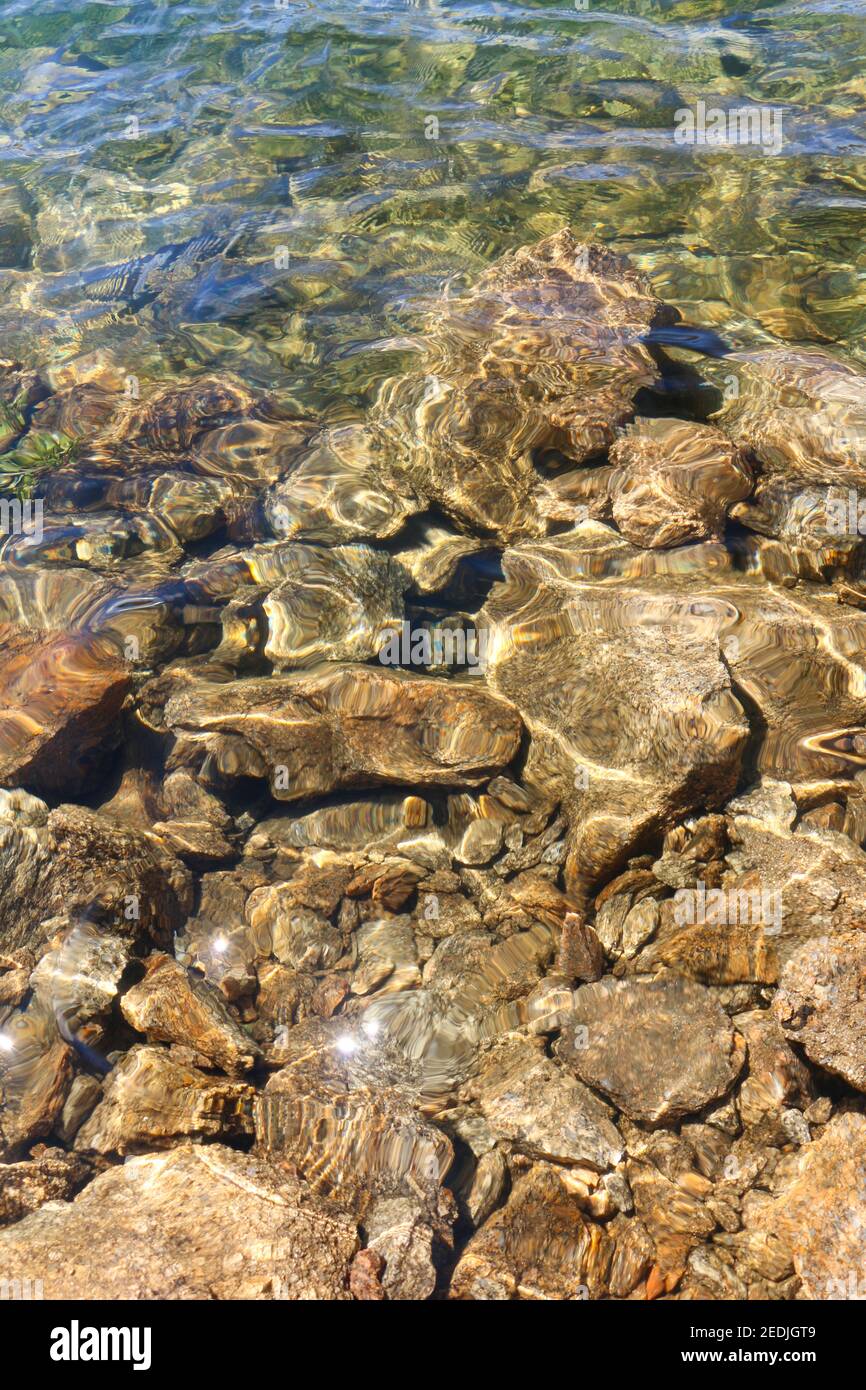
2,230,866,1300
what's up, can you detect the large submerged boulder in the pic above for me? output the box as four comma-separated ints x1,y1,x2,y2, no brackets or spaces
371,231,679,540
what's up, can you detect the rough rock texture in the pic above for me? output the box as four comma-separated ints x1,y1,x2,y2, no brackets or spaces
261,543,407,668
450,1163,615,1300
465,1034,623,1171
557,976,746,1124
0,998,72,1156
772,933,866,1091
3,232,866,1303
0,1148,92,1227
74,1046,255,1155
481,528,750,908
120,953,261,1074
763,1114,866,1299
0,798,192,955
0,1144,358,1298
256,1061,454,1216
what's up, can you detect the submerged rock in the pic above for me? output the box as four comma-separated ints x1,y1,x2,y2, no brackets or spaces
465,1034,623,1171
0,801,192,956
261,423,417,544
608,417,752,548
450,1163,614,1300
75,1046,254,1155
160,666,522,799
6,227,866,1302
0,1143,358,1298
643,780,866,987
557,976,746,1124
120,953,261,1075
481,528,750,909
0,626,130,795
763,1114,866,1300
372,231,678,540
256,1061,453,1216
0,997,72,1156
772,933,866,1092
261,544,407,668
715,347,866,483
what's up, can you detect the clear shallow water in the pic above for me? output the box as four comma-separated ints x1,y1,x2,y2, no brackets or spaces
4,3,866,1308
0,0,865,421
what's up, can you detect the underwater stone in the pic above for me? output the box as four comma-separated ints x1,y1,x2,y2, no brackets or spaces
715,347,866,484
0,626,130,796
466,1034,623,1171
121,953,261,1074
0,1143,358,1298
261,543,407,669
772,932,866,1092
0,803,191,956
608,417,752,549
162,665,522,799
372,231,678,541
74,1046,255,1155
763,1114,866,1300
557,976,746,1125
449,1162,614,1300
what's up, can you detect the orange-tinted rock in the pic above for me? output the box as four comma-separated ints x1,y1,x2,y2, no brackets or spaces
0,626,130,795
0,1144,358,1299
763,1114,866,1299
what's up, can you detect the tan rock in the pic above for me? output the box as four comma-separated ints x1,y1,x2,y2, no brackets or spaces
557,975,745,1124
121,953,261,1074
75,1046,254,1155
160,665,522,798
0,1143,358,1298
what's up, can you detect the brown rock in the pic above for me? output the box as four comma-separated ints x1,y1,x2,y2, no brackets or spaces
0,998,72,1156
256,1061,453,1218
373,231,678,540
734,1009,814,1138
160,665,522,798
121,953,261,1074
449,1163,613,1300
349,1247,386,1301
467,1034,623,1172
481,528,750,913
74,1046,254,1155
714,347,866,484
560,912,604,982
0,800,192,956
557,975,745,1125
0,1143,358,1298
0,1148,92,1227
0,627,130,796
